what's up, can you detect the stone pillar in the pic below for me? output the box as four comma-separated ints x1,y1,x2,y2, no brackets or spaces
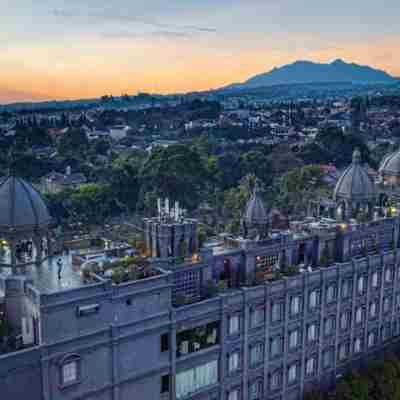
46,231,53,258
10,239,17,274
33,235,42,264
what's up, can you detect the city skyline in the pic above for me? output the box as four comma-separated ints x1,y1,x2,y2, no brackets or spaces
1,0,399,103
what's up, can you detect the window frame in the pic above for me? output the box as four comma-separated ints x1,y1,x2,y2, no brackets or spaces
59,354,81,389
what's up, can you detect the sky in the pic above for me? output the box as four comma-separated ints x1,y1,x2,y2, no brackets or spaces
1,0,399,103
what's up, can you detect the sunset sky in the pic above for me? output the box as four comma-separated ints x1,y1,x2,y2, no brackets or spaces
1,0,399,103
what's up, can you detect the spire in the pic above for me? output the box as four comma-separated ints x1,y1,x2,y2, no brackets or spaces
352,148,361,164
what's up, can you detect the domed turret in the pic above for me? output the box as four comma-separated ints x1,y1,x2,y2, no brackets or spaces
333,149,376,219
242,182,268,238
379,148,400,185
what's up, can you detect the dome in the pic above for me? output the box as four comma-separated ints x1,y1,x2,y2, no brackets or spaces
379,148,400,177
333,149,376,203
0,176,52,233
243,182,268,226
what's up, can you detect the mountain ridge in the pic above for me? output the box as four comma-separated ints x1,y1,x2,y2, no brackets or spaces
225,59,396,90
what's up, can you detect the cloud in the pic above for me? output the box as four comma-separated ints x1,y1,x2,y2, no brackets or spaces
102,30,192,40
52,9,216,35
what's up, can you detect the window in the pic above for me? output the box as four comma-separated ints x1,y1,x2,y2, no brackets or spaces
270,371,282,390
306,358,316,375
355,307,363,324
249,380,262,400
229,315,240,335
288,364,298,383
59,355,80,387
307,324,317,342
250,306,264,328
323,350,333,369
369,302,377,318
357,276,365,294
161,333,169,352
228,352,240,373
250,343,263,367
176,360,218,399
371,272,379,288
289,330,300,349
228,389,239,400
326,285,336,303
383,324,391,341
340,312,348,330
290,296,301,315
161,374,170,393
368,332,375,348
338,343,347,361
270,336,282,358
397,293,400,308
324,317,335,336
62,361,78,385
271,302,282,323
342,280,351,299
386,268,393,283
383,297,391,313
354,338,362,353
309,290,318,309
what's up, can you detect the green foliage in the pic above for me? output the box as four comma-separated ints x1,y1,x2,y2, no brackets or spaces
58,128,89,157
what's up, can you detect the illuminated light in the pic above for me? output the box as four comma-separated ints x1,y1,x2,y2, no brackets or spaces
340,224,347,230
256,256,261,261
391,207,397,214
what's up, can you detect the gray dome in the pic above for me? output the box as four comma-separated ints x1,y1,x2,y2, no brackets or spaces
0,176,52,233
379,149,400,177
333,149,376,203
243,182,268,225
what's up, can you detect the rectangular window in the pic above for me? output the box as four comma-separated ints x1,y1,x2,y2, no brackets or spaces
369,302,377,318
368,332,375,348
228,389,239,400
324,317,335,336
62,361,78,385
249,380,262,400
271,302,282,323
161,374,170,393
250,306,264,328
250,343,263,367
270,371,281,390
309,290,318,309
338,343,347,361
354,338,362,353
229,315,240,335
161,333,169,352
288,364,297,383
357,276,365,294
342,280,351,298
371,272,379,288
340,312,348,330
306,358,315,375
270,336,282,357
228,352,240,373
323,350,333,369
386,268,393,283
307,324,317,342
326,285,336,303
176,360,218,399
355,307,363,324
290,296,301,315
383,297,391,313
289,330,299,349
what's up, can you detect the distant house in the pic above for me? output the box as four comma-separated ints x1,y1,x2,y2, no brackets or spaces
41,166,87,194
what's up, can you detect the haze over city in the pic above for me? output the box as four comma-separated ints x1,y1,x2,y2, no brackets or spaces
1,0,400,103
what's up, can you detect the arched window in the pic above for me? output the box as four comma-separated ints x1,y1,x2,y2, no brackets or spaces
59,354,81,388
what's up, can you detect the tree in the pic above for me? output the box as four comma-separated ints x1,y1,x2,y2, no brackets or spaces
240,151,273,186
58,128,89,157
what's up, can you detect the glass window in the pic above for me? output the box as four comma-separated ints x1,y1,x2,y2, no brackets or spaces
307,324,317,342
324,317,335,336
161,333,169,352
323,350,333,369
369,302,377,318
368,332,375,348
290,296,301,315
161,374,170,393
250,307,264,328
342,280,351,298
306,358,315,375
250,343,263,367
309,290,318,309
355,307,363,324
229,315,240,335
228,352,240,373
383,297,391,313
228,390,239,400
176,360,218,399
338,343,347,361
289,330,299,349
270,336,282,358
326,285,336,303
249,380,262,400
340,312,348,330
62,361,78,385
357,276,365,294
271,302,282,323
288,364,297,383
354,338,362,353
270,371,281,390
371,272,379,288
386,268,393,283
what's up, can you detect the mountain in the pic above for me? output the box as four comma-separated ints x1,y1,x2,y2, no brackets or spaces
226,59,396,90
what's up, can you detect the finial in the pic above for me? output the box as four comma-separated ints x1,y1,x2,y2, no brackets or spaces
352,148,361,164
